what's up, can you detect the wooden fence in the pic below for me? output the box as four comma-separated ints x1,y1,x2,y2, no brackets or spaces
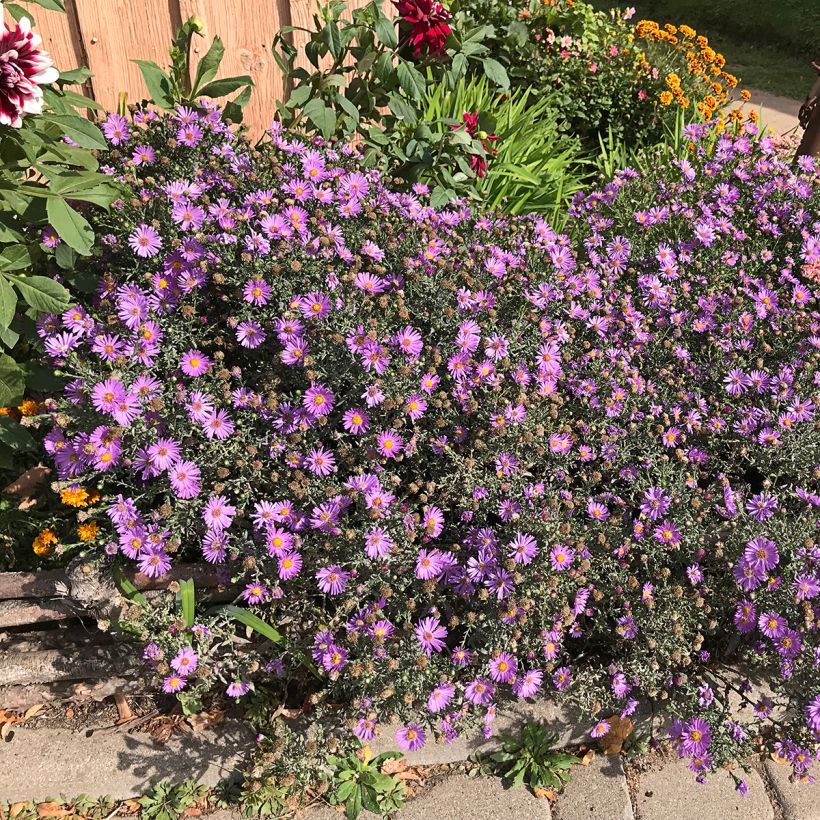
9,0,377,135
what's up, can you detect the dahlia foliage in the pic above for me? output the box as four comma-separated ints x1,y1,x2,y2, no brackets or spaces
41,104,820,781
0,16,58,127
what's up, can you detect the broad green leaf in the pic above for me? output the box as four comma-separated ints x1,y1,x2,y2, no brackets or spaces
0,354,24,407
41,114,107,150
223,85,252,124
196,75,253,99
192,36,225,94
132,59,173,108
4,3,31,22
46,197,94,254
0,277,15,327
13,275,70,313
396,60,426,102
374,16,397,48
286,84,312,108
179,578,196,628
0,415,35,451
0,325,20,349
303,98,336,140
59,66,93,85
0,245,34,272
482,57,509,89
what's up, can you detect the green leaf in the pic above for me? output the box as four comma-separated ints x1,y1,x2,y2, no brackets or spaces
223,85,252,124
46,197,94,254
13,275,70,313
192,36,225,95
0,326,20,350
132,59,173,108
286,84,312,108
451,52,467,81
179,578,195,628
374,16,397,48
482,57,509,89
27,0,65,10
0,245,34,273
196,75,253,99
4,3,31,23
223,605,284,643
0,277,16,328
0,415,35,452
41,114,107,150
59,67,93,85
323,22,343,60
396,60,426,102
302,98,336,140
112,564,150,608
0,354,24,408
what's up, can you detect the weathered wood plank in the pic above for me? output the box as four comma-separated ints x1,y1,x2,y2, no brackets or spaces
0,676,146,711
0,644,142,687
73,0,177,110
178,0,291,137
0,599,76,628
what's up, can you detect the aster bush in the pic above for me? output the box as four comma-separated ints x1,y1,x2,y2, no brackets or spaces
37,101,820,796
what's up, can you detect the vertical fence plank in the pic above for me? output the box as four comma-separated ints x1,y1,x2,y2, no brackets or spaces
178,0,289,137
72,0,177,111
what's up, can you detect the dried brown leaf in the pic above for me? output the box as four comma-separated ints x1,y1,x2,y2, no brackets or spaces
186,709,224,733
533,787,556,800
380,757,408,776
579,749,596,766
598,716,634,756
9,803,28,818
36,803,68,818
23,704,44,721
114,693,133,724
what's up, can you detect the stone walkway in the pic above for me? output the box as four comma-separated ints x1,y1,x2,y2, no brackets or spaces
2,719,820,819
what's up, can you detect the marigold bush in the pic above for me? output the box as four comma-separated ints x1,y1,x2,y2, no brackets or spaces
40,105,820,788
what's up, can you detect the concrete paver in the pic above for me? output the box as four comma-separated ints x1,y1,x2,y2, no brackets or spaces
764,759,820,820
636,757,773,820
398,774,551,820
0,720,255,802
555,754,634,820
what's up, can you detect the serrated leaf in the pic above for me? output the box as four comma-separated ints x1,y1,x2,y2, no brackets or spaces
396,60,426,102
13,275,70,313
46,197,94,254
41,114,107,150
482,57,509,89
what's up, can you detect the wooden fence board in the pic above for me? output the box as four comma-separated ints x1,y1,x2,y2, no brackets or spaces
178,0,291,136
72,0,178,111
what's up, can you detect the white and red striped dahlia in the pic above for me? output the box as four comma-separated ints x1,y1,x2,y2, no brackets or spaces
0,16,59,128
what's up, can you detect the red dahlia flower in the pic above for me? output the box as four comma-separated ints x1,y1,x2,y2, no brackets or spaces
393,0,452,57
0,17,58,128
458,110,498,178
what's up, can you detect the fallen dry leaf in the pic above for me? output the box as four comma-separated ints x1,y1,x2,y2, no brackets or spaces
3,465,50,498
533,787,556,801
114,693,133,724
598,715,634,756
186,709,224,733
23,704,43,721
36,803,69,818
121,800,141,814
380,757,408,776
182,808,202,816
9,804,28,818
64,707,74,720
579,749,596,765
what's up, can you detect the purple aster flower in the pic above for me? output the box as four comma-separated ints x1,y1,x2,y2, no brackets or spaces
488,652,517,683
171,647,199,676
316,564,349,595
128,223,161,258
396,723,426,751
415,616,448,656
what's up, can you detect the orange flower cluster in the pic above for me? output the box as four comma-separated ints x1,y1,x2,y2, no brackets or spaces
635,20,745,122
60,485,100,508
32,528,57,556
0,399,42,422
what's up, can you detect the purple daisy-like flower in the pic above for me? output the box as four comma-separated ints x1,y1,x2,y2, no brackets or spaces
680,718,712,757
163,674,187,694
488,652,517,683
226,680,251,698
415,616,448,656
396,723,426,751
128,223,161,258
180,349,211,377
316,564,349,595
171,647,199,676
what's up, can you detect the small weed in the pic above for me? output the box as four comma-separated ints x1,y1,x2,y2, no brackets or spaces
327,745,406,819
138,779,209,820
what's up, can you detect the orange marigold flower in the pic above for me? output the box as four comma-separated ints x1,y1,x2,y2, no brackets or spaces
19,399,39,416
723,73,738,88
740,89,751,101
659,91,674,105
77,521,99,542
61,486,90,507
666,73,681,89
33,528,58,556
747,110,759,122
664,23,677,34
679,25,696,39
696,35,708,47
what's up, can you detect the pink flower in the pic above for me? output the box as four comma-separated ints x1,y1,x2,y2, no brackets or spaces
396,722,426,751
202,495,236,531
180,349,211,377
0,17,58,127
415,615,447,655
377,429,403,458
